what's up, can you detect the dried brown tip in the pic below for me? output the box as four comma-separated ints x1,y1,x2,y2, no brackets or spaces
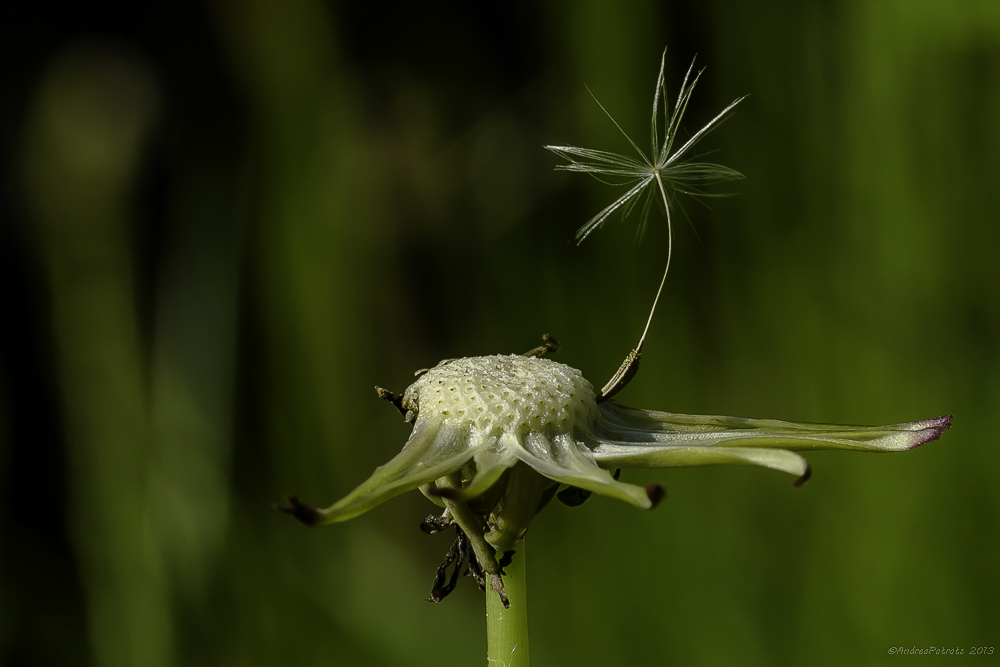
645,483,667,508
523,333,561,358
375,385,408,418
275,495,323,527
490,576,511,609
792,463,812,488
419,514,453,535
908,414,953,449
557,485,593,507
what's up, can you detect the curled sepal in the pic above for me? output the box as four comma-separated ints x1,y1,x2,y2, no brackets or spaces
591,402,951,481
513,431,656,509
296,422,484,526
594,445,812,487
423,439,519,504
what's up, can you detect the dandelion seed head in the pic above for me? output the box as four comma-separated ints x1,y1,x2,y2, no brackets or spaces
402,355,597,435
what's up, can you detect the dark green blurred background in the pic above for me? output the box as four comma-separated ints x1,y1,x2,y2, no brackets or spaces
2,1,997,666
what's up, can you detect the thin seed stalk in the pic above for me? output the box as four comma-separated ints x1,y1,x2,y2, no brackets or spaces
486,542,529,667
635,169,674,353
596,169,674,402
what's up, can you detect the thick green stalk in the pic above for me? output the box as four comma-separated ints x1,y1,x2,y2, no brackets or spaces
486,541,530,667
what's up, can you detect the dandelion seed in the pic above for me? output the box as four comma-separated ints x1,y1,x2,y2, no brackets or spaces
546,49,747,400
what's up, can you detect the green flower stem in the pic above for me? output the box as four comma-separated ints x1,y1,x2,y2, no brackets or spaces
487,541,530,667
